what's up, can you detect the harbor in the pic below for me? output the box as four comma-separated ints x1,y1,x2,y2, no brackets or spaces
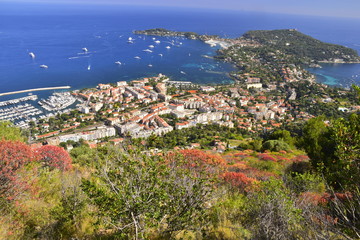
0,90,79,129
0,103,43,125
38,92,77,112
0,95,38,107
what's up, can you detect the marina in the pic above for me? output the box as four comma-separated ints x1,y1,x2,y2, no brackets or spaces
0,90,78,128
0,103,43,123
0,95,38,107
38,92,78,112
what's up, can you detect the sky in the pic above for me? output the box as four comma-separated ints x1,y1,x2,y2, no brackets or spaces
1,0,360,19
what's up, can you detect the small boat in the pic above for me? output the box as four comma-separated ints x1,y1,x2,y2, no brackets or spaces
40,65,48,69
115,61,122,65
127,40,134,44
152,37,156,40
166,46,171,49
148,64,153,67
134,56,141,59
87,65,91,70
158,54,163,57
29,52,35,59
154,40,161,44
128,37,133,41
148,45,155,48
143,49,153,53
180,71,186,75
82,47,88,53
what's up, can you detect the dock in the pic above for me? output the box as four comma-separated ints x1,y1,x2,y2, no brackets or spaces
0,86,71,97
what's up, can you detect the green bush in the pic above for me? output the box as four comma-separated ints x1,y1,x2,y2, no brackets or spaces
262,140,291,152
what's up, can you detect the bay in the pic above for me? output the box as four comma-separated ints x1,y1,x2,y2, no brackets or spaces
1,3,360,101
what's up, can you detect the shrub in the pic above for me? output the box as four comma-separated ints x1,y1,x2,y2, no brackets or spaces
262,140,291,152
37,145,72,171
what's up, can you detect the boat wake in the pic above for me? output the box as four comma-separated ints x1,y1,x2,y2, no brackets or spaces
68,55,91,60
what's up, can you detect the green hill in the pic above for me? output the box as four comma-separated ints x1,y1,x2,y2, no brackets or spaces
242,29,360,63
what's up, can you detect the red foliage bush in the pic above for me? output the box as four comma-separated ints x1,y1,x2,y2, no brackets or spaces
0,140,37,196
275,155,291,163
233,152,250,158
245,168,277,181
177,149,225,175
258,153,277,162
222,172,256,191
179,149,225,165
300,192,329,206
37,145,72,171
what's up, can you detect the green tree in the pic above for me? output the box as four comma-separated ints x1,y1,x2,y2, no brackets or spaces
262,140,291,152
302,114,360,190
268,129,295,146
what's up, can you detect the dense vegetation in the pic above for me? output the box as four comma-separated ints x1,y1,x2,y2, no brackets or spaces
242,29,360,63
145,124,247,149
1,112,360,239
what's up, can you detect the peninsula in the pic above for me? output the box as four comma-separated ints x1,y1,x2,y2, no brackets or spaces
135,28,360,64
134,28,220,41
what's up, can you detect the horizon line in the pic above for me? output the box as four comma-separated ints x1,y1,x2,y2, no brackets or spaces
2,1,360,20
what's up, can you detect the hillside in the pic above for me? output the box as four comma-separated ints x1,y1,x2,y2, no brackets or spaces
242,29,360,63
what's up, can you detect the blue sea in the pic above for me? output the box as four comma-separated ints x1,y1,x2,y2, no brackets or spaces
1,3,360,101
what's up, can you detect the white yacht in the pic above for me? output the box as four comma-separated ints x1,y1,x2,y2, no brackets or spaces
127,37,134,43
180,71,186,75
143,49,153,53
134,56,141,59
87,65,91,70
158,54,163,57
115,61,122,65
82,47,88,53
148,64,153,67
29,52,35,59
166,46,171,49
154,40,161,44
40,65,48,69
148,45,155,48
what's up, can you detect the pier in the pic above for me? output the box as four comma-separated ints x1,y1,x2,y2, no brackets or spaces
0,86,71,97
